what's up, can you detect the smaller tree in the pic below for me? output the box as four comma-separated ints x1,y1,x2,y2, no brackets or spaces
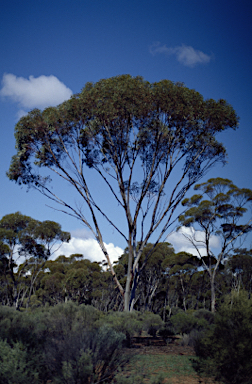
226,248,252,293
0,212,70,308
178,178,252,312
164,251,200,311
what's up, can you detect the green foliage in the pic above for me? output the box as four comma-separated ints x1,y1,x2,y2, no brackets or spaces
170,312,198,335
192,308,215,325
168,309,214,347
193,290,252,384
60,351,93,384
99,311,143,347
179,177,252,312
8,75,239,311
158,326,175,340
140,311,164,337
226,248,252,293
97,311,163,348
0,212,70,308
0,339,39,384
0,302,127,384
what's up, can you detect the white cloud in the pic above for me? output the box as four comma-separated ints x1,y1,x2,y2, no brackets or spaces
149,42,212,67
52,236,124,264
168,226,220,256
0,73,73,109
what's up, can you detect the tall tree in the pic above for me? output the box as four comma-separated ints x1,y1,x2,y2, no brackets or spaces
7,75,238,310
178,178,252,311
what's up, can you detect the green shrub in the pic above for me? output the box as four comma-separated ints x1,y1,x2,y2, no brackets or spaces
140,312,164,337
158,326,175,340
193,290,252,384
99,311,143,347
192,308,214,325
0,303,128,384
169,309,213,340
60,351,93,384
101,311,163,345
0,340,39,384
170,312,197,334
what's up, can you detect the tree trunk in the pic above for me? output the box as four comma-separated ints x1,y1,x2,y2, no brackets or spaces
210,272,216,313
124,244,133,311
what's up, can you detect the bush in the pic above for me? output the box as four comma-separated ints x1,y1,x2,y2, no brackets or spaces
0,340,39,384
192,308,214,325
100,311,163,346
170,312,197,334
99,311,143,347
193,290,252,384
158,326,175,340
0,302,128,384
38,303,126,383
140,312,164,337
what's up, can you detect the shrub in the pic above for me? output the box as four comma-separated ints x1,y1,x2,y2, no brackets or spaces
0,340,39,384
50,324,126,384
0,302,128,384
193,290,252,384
140,312,164,337
192,309,214,328
170,312,197,334
158,326,175,340
99,311,143,347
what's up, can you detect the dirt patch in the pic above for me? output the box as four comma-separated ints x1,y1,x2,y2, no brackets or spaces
126,344,195,356
167,376,214,384
128,336,195,356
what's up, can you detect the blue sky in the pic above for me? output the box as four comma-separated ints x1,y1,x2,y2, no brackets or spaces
0,0,251,261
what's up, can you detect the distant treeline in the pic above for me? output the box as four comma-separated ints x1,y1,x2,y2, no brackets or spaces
1,239,252,315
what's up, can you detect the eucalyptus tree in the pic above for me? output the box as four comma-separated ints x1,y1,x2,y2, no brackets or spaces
8,75,238,310
0,212,70,308
226,248,252,293
117,242,175,312
179,178,252,311
162,251,200,311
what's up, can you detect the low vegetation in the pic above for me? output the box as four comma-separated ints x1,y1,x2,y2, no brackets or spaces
0,290,251,383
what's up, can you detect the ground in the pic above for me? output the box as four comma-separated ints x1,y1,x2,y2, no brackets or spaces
117,337,217,384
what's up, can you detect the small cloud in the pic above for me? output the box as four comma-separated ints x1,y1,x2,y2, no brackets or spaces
149,41,172,55
0,73,73,110
52,237,124,264
168,226,220,256
149,42,212,67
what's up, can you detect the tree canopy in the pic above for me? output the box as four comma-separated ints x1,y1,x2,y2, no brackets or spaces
0,212,70,308
7,75,239,310
179,177,252,311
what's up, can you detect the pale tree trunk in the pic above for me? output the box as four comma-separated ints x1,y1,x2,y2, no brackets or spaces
124,242,133,311
8,250,19,309
180,275,187,312
210,271,216,313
